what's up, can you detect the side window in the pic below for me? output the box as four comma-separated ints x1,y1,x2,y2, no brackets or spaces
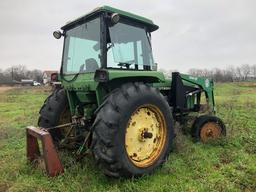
136,41,144,70
66,37,99,73
63,18,100,74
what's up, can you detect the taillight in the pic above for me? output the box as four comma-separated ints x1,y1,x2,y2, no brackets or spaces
51,73,58,82
94,69,109,82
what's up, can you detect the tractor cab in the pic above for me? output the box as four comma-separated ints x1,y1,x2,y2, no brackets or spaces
56,6,159,76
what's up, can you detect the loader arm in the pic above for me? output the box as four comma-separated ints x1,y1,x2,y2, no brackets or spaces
180,73,215,112
169,72,215,115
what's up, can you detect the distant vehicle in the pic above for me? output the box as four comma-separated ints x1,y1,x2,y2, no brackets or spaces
21,79,41,86
33,81,41,86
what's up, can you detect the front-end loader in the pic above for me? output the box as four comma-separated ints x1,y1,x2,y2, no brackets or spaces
26,6,226,177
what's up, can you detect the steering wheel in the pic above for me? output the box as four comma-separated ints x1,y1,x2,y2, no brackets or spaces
118,60,135,69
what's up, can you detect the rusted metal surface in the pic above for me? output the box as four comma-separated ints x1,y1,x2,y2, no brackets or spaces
26,126,64,177
200,122,221,142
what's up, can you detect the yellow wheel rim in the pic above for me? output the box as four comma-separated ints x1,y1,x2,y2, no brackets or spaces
125,104,167,167
58,107,74,137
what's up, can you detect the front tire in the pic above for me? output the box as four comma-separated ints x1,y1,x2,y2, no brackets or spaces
91,83,174,177
191,115,226,142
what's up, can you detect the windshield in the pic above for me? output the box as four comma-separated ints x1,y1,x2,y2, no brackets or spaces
62,18,100,74
108,22,155,70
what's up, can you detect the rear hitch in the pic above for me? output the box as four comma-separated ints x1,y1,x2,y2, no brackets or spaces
26,126,64,177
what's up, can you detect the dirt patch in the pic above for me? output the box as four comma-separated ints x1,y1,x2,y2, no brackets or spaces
237,82,256,87
0,86,14,93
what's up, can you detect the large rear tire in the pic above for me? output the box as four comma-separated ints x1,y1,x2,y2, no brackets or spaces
91,83,174,177
38,88,71,142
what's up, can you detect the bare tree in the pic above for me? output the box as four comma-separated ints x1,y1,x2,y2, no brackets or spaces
188,64,256,82
30,69,43,82
235,67,243,81
0,65,43,84
251,64,256,79
240,64,251,81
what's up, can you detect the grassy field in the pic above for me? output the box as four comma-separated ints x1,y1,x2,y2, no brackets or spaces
0,83,255,192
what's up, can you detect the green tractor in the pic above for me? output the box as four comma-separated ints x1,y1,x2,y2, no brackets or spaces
33,6,226,177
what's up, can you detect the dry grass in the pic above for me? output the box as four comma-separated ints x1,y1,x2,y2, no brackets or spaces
0,86,14,93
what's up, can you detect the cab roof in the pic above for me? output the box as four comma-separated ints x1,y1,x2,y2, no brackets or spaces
61,5,159,32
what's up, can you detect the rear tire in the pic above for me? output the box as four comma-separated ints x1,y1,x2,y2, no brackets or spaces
38,88,71,142
91,82,174,177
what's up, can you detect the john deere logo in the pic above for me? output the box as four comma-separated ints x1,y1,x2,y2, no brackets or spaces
189,76,198,81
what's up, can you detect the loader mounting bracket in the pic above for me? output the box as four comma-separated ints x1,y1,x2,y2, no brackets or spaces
26,126,64,177
169,72,200,113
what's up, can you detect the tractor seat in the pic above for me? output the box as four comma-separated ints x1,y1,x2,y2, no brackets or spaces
85,58,99,72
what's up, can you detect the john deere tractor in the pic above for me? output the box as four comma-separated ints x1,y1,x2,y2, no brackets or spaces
33,6,226,177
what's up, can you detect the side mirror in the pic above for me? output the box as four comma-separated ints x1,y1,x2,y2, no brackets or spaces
53,30,62,39
110,13,120,25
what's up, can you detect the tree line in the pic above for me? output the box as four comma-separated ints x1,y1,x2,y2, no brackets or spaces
1,64,256,85
160,64,256,82
0,65,43,84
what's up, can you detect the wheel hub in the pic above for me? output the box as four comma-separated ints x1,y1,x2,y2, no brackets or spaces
138,128,153,142
142,129,153,139
125,105,166,167
200,122,221,142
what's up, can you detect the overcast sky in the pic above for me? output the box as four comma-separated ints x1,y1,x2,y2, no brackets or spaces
0,0,255,73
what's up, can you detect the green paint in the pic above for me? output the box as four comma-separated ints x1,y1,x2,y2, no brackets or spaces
62,5,159,32
180,73,215,112
107,70,165,82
